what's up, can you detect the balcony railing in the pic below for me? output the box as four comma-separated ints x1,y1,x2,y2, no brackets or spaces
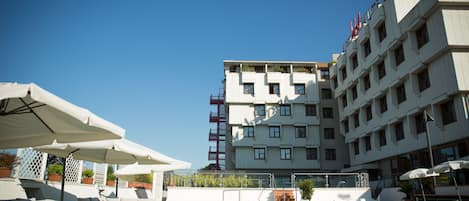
210,95,224,104
209,112,226,122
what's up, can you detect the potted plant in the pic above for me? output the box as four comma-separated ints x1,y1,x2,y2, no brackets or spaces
47,163,63,182
106,166,116,186
399,182,414,201
298,179,315,201
82,169,94,184
0,153,19,178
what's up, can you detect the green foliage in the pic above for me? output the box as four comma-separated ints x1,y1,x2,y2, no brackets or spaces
82,169,94,178
107,166,116,181
166,174,255,188
398,182,414,199
0,153,19,168
271,64,282,72
298,179,315,200
47,163,63,175
135,173,153,183
242,65,255,72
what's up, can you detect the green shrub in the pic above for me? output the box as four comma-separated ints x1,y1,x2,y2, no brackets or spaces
47,163,63,175
82,169,94,178
107,166,116,181
0,153,19,168
135,173,153,183
298,179,315,200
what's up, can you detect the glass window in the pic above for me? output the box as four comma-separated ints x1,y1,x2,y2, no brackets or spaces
363,74,371,91
280,105,291,116
294,84,305,95
280,148,292,160
243,83,254,95
343,118,349,133
418,69,431,92
396,83,406,104
321,88,332,99
378,129,386,146
306,148,318,160
320,69,330,79
416,24,429,49
341,67,347,81
363,39,371,58
380,95,388,113
354,141,360,155
254,148,265,160
323,107,333,119
441,100,456,125
342,94,348,108
269,126,280,138
333,77,338,89
295,126,306,138
255,104,265,116
254,66,265,73
395,121,405,141
353,112,360,128
377,61,386,79
365,136,371,151
394,44,405,66
351,85,358,100
269,83,280,95
243,126,254,137
325,149,336,160
366,105,372,121
324,128,335,139
377,22,387,42
415,112,426,134
305,104,317,116
351,54,358,70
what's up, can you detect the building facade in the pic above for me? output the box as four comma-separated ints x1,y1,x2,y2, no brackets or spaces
330,0,469,184
223,60,348,187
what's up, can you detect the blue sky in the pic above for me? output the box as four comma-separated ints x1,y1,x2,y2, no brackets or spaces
2,0,375,169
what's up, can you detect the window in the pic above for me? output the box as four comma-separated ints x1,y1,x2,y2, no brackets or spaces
394,121,404,141
254,148,265,160
280,148,292,160
320,69,330,79
394,44,405,66
243,126,254,137
333,77,338,89
416,24,429,49
229,66,238,72
441,100,456,125
353,112,360,128
306,148,318,160
366,105,372,121
351,85,358,100
269,126,281,138
294,84,306,95
269,83,280,95
418,69,430,92
325,149,336,160
353,141,359,155
324,128,335,139
343,118,349,133
341,67,347,81
342,94,348,108
305,104,317,116
379,95,388,113
280,105,291,116
255,104,266,116
295,126,306,138
414,113,426,134
377,61,386,79
363,74,371,91
364,136,371,151
377,22,387,42
323,107,333,119
321,88,332,99
363,39,371,57
254,66,264,73
243,83,254,95
351,54,358,70
396,83,406,104
378,129,387,146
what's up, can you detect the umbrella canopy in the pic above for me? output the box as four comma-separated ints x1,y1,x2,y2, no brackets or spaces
114,160,191,181
0,82,125,148
400,168,439,180
35,139,173,165
428,160,469,173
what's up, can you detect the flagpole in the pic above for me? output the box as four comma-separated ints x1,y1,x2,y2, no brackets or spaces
424,110,436,190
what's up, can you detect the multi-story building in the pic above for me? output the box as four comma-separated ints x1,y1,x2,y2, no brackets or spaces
330,0,469,184
223,60,348,187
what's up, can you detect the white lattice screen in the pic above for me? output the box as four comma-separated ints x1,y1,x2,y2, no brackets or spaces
65,155,83,184
14,148,47,180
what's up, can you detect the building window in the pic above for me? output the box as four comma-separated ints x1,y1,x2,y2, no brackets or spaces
416,24,429,49
269,126,281,138
325,149,336,160
353,112,360,128
378,129,386,146
351,54,358,70
394,44,405,66
306,148,318,160
294,84,306,95
269,83,280,95
364,136,371,151
333,77,338,89
254,148,265,160
394,121,405,141
366,105,372,121
254,104,266,116
363,74,371,91
280,148,292,160
305,104,317,116
323,107,333,119
342,94,348,108
324,128,335,139
418,69,431,92
351,85,358,100
377,61,386,79
243,83,254,95
254,66,265,73
363,39,371,57
243,126,254,137
377,22,387,42
379,95,388,113
396,83,407,104
343,118,349,133
280,105,291,116
321,88,332,99
295,126,306,138
341,67,347,81
229,65,238,72
320,69,330,79
441,100,456,125
353,141,359,155
414,112,426,134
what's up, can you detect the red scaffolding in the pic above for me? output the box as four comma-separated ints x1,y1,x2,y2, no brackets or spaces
208,92,226,170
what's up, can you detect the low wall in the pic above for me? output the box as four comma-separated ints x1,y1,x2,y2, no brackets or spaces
166,187,374,201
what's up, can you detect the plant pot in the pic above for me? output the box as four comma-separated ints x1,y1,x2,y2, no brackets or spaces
0,167,12,178
82,177,94,184
48,173,62,182
128,181,152,189
107,180,115,186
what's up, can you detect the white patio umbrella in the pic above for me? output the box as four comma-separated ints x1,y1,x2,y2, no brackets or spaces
34,139,174,201
400,168,439,201
428,160,469,201
0,82,125,148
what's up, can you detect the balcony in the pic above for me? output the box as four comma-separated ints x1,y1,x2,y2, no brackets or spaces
210,95,224,105
209,112,226,122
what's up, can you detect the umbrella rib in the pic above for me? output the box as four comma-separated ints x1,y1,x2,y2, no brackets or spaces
19,98,55,134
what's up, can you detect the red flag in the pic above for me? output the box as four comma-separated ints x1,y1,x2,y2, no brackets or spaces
358,12,362,29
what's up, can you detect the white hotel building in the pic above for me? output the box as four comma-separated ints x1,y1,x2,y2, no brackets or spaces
223,60,348,186
330,0,469,184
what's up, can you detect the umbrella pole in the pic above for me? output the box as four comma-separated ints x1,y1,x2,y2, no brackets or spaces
115,177,119,197
452,175,462,201
60,157,66,201
419,179,426,201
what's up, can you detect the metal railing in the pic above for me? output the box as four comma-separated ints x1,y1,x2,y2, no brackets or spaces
165,172,273,188
291,173,369,188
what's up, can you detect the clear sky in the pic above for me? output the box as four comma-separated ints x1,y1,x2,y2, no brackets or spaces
2,0,375,169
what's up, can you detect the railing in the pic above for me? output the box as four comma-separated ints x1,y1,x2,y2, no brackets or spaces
165,172,273,188
291,173,369,188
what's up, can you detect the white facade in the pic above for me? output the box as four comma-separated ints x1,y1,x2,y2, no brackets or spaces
330,0,469,182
